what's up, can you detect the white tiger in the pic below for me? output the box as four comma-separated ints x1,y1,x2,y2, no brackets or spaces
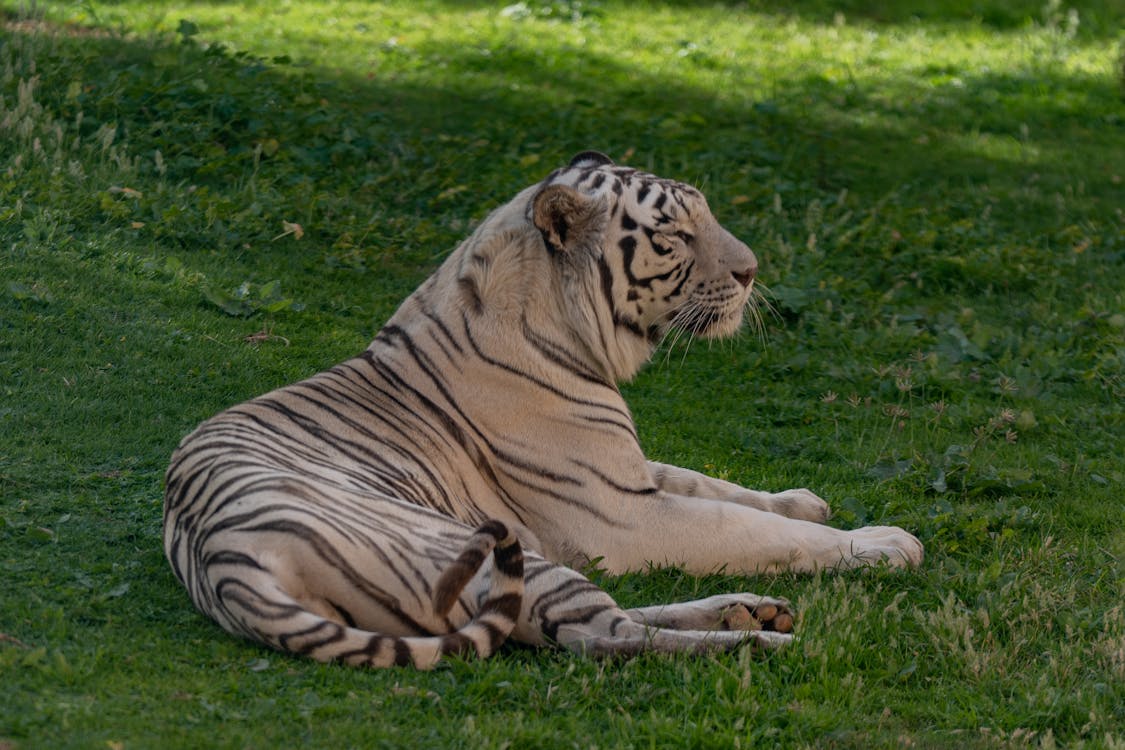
163,151,923,668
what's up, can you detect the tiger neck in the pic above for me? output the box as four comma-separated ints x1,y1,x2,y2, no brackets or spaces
522,281,655,387
450,259,651,388
432,208,654,386
564,255,660,384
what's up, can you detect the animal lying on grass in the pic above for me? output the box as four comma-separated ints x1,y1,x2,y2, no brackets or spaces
164,151,923,668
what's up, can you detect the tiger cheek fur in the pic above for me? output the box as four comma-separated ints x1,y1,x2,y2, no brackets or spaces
163,151,921,669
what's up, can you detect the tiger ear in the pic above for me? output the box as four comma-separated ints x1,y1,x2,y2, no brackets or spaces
568,150,615,169
531,184,605,254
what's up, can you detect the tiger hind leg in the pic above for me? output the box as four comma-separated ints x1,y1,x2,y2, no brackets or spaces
212,521,523,669
625,593,795,634
554,613,792,658
515,559,792,658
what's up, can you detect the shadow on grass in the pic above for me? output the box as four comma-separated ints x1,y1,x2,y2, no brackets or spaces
3,8,1121,250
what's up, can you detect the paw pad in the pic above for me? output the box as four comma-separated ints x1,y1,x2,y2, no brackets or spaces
769,611,794,633
721,604,760,630
720,602,794,634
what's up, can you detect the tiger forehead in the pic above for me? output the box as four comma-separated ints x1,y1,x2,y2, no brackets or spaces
553,165,705,219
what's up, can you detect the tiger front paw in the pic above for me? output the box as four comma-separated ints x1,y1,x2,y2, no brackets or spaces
718,595,795,634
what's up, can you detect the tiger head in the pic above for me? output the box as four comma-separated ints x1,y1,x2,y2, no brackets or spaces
527,151,760,379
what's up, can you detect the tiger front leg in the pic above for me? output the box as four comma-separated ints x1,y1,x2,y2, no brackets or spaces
581,492,922,577
647,461,830,523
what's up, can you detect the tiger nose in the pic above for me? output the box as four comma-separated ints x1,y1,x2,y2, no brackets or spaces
731,262,757,288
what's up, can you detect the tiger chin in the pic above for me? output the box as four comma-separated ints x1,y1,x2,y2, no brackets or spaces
164,151,922,669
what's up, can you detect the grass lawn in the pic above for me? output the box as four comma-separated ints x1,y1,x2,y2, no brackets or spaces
1,0,1123,747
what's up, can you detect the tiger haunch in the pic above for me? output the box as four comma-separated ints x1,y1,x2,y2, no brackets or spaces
341,519,523,669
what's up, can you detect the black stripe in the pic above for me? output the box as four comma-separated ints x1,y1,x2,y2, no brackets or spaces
573,460,657,495
361,352,534,525
614,313,644,338
202,550,267,571
477,617,508,651
330,601,358,628
530,576,607,623
214,577,303,618
477,519,509,541
519,316,613,388
422,305,468,356
543,603,622,645
485,592,523,621
233,517,436,634
493,542,524,577
440,631,473,656
597,256,616,314
393,639,414,667
662,260,694,302
460,313,623,415
619,231,682,288
280,619,345,655
337,633,386,663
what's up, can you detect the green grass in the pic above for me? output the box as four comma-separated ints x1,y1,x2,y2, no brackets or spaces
1,0,1123,747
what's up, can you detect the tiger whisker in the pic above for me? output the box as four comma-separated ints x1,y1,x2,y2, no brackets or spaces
656,295,699,363
743,286,770,347
752,281,783,326
672,300,711,364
